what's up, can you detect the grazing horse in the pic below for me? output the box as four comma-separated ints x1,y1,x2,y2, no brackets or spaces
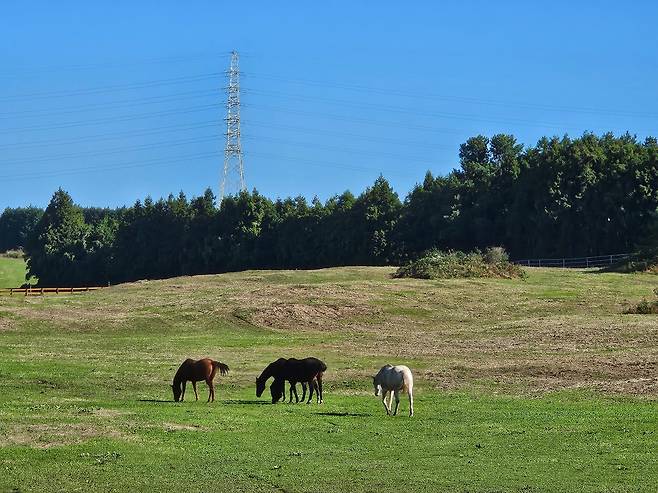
172,358,229,402
270,376,318,404
256,357,327,404
256,358,289,399
373,364,414,416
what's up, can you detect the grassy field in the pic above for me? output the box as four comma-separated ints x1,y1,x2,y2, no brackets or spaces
0,267,656,492
0,254,29,288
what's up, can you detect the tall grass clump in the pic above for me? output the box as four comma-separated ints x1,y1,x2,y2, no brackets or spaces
394,247,524,280
625,288,658,314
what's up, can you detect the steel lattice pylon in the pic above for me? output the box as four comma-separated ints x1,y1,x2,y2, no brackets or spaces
219,50,246,203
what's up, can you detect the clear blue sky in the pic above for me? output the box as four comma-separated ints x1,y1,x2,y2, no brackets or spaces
1,1,657,209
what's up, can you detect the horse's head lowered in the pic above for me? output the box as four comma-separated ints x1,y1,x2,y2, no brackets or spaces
373,376,382,396
172,383,182,402
256,377,266,397
270,379,284,404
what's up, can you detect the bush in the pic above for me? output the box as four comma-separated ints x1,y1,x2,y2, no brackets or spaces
483,246,509,264
1,249,24,259
625,288,658,314
608,247,658,274
394,247,524,280
626,299,658,314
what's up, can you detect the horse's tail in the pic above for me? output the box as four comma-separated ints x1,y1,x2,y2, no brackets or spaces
318,360,327,373
213,361,230,376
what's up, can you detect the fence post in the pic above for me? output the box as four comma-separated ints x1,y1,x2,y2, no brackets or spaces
539,259,542,267
609,255,613,265
586,257,589,268
562,258,565,268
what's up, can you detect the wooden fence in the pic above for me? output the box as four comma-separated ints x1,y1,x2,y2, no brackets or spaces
513,253,630,268
0,286,104,296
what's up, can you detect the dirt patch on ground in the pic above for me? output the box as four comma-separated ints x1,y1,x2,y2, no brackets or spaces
90,408,129,419
1,303,131,330
0,315,15,331
1,423,127,449
163,422,206,432
252,302,380,331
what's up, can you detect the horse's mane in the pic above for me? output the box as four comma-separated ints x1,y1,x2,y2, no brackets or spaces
173,358,193,385
257,358,288,381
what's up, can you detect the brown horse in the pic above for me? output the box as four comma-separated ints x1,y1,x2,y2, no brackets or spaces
172,358,229,402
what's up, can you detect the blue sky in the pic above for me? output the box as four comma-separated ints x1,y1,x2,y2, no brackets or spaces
1,1,657,209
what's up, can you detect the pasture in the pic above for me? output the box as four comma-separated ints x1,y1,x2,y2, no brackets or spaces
0,267,656,492
0,254,29,288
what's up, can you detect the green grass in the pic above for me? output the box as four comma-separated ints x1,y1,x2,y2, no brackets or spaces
0,255,30,288
1,266,657,492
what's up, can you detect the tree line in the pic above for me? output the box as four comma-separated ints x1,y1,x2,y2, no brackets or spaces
1,132,656,286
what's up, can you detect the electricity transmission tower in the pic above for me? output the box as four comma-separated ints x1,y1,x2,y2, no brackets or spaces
219,50,246,203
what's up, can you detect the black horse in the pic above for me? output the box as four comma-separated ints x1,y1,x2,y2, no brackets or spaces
256,357,327,404
255,357,308,403
269,374,319,404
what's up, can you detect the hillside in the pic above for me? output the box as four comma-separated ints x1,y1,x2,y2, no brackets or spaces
1,267,656,492
0,254,28,288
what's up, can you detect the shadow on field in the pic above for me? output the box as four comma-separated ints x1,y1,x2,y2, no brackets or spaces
316,411,371,417
137,399,172,403
223,399,270,405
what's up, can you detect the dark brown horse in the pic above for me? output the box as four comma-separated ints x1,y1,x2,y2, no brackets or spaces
257,357,327,404
172,358,229,402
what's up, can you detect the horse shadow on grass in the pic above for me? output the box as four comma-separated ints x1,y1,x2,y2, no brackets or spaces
316,411,371,417
137,399,172,403
223,399,270,405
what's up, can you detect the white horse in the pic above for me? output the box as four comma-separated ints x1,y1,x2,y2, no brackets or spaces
373,364,414,416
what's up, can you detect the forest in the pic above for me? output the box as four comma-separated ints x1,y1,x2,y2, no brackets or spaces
2,132,657,286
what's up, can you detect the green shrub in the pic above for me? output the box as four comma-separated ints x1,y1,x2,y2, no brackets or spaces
626,299,658,314
608,248,658,274
1,249,24,259
625,288,658,314
394,247,524,280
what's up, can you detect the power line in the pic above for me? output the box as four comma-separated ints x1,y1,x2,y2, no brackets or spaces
245,89,635,132
246,103,464,134
0,152,219,181
242,134,438,163
0,52,232,79
0,88,218,119
0,121,219,150
246,72,658,120
246,101,657,136
0,104,220,134
246,151,417,178
0,72,221,103
2,135,219,166
245,120,457,150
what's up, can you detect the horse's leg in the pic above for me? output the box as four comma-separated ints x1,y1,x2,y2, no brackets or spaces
288,382,294,403
292,382,300,403
300,382,307,403
306,379,314,404
408,388,414,417
392,389,400,416
192,381,199,401
206,379,214,403
181,381,187,401
317,374,323,404
381,391,390,415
